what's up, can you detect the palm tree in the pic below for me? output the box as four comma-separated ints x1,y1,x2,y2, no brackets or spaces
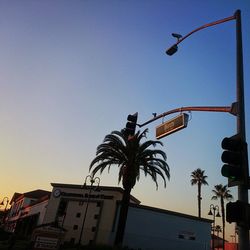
214,225,222,237
212,184,233,250
89,129,170,246
190,168,208,217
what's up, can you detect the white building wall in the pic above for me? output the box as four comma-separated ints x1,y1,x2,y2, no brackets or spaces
62,200,101,245
123,205,211,250
28,200,48,225
43,184,140,246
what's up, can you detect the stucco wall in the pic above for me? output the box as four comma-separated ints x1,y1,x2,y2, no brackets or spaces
43,184,137,245
123,205,211,250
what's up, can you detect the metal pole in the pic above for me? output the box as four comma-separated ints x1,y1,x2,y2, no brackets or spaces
138,105,234,127
78,176,100,249
162,10,249,248
78,187,92,248
235,9,249,250
212,211,215,250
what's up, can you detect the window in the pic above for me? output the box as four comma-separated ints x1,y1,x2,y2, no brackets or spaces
76,212,81,218
70,238,75,244
94,214,99,219
58,200,67,216
73,225,78,230
92,226,96,232
178,234,196,240
96,202,101,207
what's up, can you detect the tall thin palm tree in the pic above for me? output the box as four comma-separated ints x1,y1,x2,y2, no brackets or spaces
212,184,233,250
89,129,170,246
190,168,208,217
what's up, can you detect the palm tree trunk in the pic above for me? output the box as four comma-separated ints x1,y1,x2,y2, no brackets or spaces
198,183,201,218
114,187,131,247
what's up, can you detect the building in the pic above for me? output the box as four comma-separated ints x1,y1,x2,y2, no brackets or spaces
6,189,51,236
43,183,140,246
123,203,211,250
5,183,212,249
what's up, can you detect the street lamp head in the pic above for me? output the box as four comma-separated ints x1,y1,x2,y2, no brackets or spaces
208,209,213,216
0,197,9,206
166,44,178,56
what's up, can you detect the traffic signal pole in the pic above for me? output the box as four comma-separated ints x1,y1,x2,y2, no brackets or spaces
138,10,248,250
138,105,235,128
235,10,249,250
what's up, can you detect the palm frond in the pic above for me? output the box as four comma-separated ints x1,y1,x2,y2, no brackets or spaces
89,128,170,190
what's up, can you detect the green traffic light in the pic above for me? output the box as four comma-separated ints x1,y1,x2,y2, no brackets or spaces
221,164,241,180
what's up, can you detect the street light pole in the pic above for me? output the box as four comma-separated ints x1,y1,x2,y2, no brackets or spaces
138,105,235,128
208,204,221,250
165,10,248,250
0,197,9,228
0,197,9,211
235,10,249,250
78,175,100,249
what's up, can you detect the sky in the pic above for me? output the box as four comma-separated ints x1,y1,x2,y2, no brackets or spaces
0,0,249,241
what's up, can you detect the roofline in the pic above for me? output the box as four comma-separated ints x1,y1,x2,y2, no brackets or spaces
22,194,50,209
10,193,22,204
50,183,141,204
11,190,51,203
129,203,213,223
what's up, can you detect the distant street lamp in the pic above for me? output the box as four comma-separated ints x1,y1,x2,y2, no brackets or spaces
208,204,221,250
0,197,9,228
0,197,9,211
78,175,100,249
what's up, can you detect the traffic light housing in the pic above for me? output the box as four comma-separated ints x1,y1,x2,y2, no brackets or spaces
226,200,245,224
221,134,247,187
123,112,138,138
226,200,250,228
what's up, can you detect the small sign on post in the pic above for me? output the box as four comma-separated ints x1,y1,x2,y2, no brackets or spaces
156,113,189,139
31,224,65,250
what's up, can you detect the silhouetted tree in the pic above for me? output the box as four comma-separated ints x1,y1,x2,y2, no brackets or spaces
212,184,233,250
190,168,208,217
89,129,170,246
214,225,222,237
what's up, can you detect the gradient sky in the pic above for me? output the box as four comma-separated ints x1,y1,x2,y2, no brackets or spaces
0,0,250,241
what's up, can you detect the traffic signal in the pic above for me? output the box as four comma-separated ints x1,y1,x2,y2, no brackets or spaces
226,200,250,228
123,112,138,138
221,134,247,187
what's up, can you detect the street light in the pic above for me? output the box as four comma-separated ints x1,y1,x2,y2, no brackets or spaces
208,204,221,250
166,10,248,250
0,197,9,228
0,197,9,211
78,175,100,248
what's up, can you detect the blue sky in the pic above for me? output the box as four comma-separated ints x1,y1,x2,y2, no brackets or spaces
0,0,249,240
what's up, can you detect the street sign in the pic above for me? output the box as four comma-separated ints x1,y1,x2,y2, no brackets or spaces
156,113,189,139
